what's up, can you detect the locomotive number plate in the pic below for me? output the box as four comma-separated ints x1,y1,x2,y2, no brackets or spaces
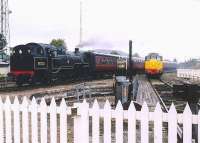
37,62,46,66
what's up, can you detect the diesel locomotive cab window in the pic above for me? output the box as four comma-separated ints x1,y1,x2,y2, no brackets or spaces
156,56,162,61
145,56,150,60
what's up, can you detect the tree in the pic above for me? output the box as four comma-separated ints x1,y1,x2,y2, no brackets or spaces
50,39,67,50
110,50,119,55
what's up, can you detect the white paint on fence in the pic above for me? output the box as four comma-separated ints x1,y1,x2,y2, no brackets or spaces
141,102,149,143
13,97,20,143
5,97,11,143
0,98,3,143
128,101,136,143
0,97,199,143
92,99,99,143
116,101,123,143
31,97,38,143
60,98,67,143
183,104,192,143
50,98,57,143
168,103,177,143
154,103,162,143
198,110,200,143
104,100,111,143
40,98,47,143
22,97,29,143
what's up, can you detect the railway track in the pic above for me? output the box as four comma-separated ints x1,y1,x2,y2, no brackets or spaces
148,78,183,141
0,76,113,92
31,82,113,104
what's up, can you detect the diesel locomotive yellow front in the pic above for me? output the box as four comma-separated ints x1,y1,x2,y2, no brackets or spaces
145,53,163,77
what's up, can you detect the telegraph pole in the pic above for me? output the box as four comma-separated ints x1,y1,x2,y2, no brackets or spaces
0,0,11,51
1,0,3,35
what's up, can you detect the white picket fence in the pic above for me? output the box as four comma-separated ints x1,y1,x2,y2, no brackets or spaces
177,69,200,80
0,96,199,143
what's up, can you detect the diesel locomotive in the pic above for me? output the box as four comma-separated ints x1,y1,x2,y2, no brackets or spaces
9,42,145,85
145,53,177,77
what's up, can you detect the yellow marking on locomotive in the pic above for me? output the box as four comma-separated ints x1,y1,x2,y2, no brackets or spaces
145,59,163,73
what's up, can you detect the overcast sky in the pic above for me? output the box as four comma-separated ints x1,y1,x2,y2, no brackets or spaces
9,0,200,62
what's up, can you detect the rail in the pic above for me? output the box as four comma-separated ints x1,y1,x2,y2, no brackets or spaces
149,79,183,141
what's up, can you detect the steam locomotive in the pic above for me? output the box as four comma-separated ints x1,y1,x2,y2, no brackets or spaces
9,42,144,86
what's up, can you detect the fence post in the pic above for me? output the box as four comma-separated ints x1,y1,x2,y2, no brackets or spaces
40,98,47,143
60,98,67,143
5,97,12,143
74,100,89,143
31,97,38,143
81,100,89,142
154,103,162,143
198,110,200,143
22,97,29,143
13,97,20,143
183,104,192,143
128,101,136,143
50,98,57,143
104,100,111,143
0,98,3,143
141,102,149,143
116,101,123,143
92,99,99,143
74,104,81,143
168,103,177,143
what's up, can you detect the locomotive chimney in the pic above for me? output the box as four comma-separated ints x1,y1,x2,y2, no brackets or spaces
75,48,79,53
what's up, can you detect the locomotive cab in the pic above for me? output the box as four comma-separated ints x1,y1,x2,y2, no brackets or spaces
9,43,52,85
